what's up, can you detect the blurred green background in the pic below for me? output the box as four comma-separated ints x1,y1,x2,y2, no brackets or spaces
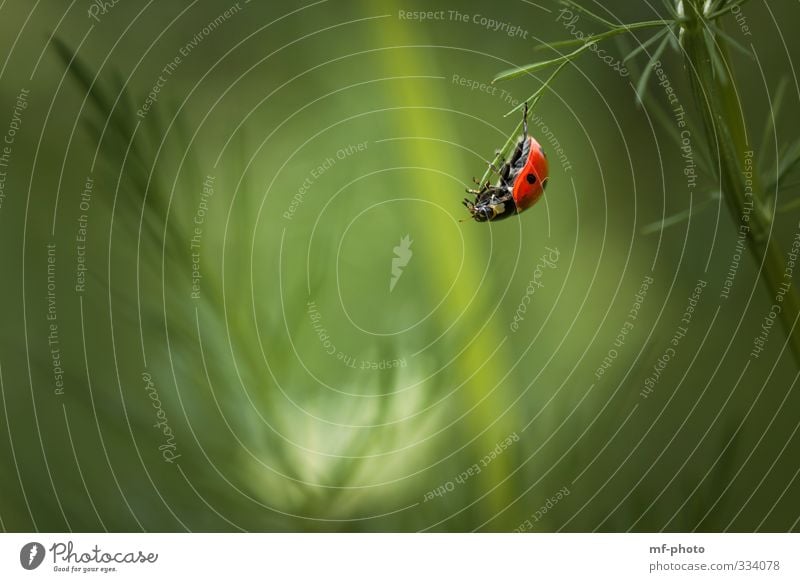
1,0,799,532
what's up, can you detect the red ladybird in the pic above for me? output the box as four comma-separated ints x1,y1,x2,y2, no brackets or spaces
464,102,549,222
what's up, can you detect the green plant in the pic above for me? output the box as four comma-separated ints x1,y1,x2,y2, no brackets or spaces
492,0,800,366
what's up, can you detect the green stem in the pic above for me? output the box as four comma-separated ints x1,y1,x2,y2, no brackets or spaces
480,59,574,185
495,20,672,83
505,58,573,118
679,0,800,365
556,19,674,49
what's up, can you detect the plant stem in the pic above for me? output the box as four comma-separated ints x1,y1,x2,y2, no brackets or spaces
678,0,800,366
555,19,675,49
494,20,673,83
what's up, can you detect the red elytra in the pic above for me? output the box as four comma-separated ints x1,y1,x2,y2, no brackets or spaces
511,135,549,212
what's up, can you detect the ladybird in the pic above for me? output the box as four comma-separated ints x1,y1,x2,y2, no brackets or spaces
463,102,549,222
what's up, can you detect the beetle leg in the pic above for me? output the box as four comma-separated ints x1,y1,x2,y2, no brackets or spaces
492,189,515,207
500,161,511,183
523,101,529,139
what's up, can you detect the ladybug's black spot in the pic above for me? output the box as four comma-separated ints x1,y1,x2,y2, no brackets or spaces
526,173,536,184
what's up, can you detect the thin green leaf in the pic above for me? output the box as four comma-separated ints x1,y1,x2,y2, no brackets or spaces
620,19,676,32
559,0,618,29
635,32,672,104
499,20,672,83
623,26,670,63
505,58,573,118
479,60,572,184
641,194,717,235
659,0,679,20
708,0,752,20
710,22,753,59
781,179,800,191
622,41,714,176
766,139,800,193
707,0,726,14
494,42,590,83
778,196,800,214
759,77,788,179
534,36,601,52
478,119,524,186
777,140,800,177
657,104,713,176
704,28,729,84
